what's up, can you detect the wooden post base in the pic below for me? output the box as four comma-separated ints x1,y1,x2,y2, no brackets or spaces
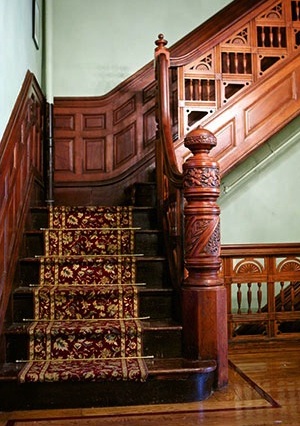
182,285,228,389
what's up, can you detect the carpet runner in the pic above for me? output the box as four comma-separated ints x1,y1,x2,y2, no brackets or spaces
18,206,148,383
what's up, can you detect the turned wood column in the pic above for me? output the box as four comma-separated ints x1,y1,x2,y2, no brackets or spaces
182,127,228,388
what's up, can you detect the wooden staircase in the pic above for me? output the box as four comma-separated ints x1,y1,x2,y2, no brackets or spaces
0,181,216,411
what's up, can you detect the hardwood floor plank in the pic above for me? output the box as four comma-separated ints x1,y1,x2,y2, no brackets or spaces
2,342,300,425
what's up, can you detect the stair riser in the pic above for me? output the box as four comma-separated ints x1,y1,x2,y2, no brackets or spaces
0,370,214,411
136,259,170,287
19,259,170,288
5,328,183,362
25,208,48,230
12,291,174,322
135,232,163,256
27,208,159,231
133,209,158,229
23,231,163,258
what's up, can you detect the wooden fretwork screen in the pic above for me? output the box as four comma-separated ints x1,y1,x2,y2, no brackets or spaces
176,0,300,138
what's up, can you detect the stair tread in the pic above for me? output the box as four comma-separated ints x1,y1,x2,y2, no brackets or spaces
142,319,182,330
147,358,217,375
6,319,182,334
0,357,215,382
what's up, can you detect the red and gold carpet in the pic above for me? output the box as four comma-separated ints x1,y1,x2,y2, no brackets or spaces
18,206,148,383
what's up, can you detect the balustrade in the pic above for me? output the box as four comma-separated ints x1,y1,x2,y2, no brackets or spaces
174,0,300,139
221,244,300,341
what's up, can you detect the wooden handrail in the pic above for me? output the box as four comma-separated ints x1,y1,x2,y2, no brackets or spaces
155,34,182,188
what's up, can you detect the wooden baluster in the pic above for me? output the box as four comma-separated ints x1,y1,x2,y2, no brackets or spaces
199,79,203,101
194,79,200,101
262,26,266,47
277,27,282,48
296,2,300,21
291,282,295,311
189,79,193,100
243,53,247,74
237,283,242,314
207,79,211,101
257,282,262,313
234,52,238,74
270,27,274,47
247,283,252,314
182,127,228,389
280,281,285,311
226,52,230,73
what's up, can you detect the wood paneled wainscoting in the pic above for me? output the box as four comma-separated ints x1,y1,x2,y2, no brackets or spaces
0,71,46,348
53,70,158,206
221,243,300,342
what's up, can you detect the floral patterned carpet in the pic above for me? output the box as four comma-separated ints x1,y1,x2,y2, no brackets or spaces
18,206,148,383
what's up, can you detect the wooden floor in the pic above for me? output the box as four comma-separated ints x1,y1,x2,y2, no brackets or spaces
1,341,300,426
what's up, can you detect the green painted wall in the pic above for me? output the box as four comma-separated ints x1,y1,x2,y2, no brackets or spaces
0,0,43,140
50,0,232,97
219,116,300,244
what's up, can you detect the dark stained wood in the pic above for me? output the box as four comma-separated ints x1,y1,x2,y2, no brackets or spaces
182,127,228,389
0,71,45,340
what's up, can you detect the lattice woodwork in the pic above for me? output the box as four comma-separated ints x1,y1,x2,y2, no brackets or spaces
177,0,300,138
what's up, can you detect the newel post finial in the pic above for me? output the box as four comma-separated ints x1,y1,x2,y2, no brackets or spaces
182,126,228,389
155,34,169,59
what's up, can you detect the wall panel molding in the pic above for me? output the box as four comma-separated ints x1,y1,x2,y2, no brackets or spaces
0,71,45,335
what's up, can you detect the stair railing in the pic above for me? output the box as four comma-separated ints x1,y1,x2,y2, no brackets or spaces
154,35,184,298
221,243,300,341
155,35,228,388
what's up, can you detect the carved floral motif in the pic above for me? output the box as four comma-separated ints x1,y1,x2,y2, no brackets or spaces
184,166,220,188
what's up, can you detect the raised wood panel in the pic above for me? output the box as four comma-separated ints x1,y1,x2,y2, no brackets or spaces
143,106,156,147
143,81,156,104
245,73,296,135
114,123,136,168
113,97,136,125
54,114,75,130
84,138,106,172
54,138,75,172
82,114,106,131
0,72,45,333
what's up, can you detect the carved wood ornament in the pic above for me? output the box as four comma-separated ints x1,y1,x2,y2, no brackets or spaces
183,127,222,286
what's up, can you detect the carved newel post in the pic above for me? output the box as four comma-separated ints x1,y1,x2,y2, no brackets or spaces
182,127,228,388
